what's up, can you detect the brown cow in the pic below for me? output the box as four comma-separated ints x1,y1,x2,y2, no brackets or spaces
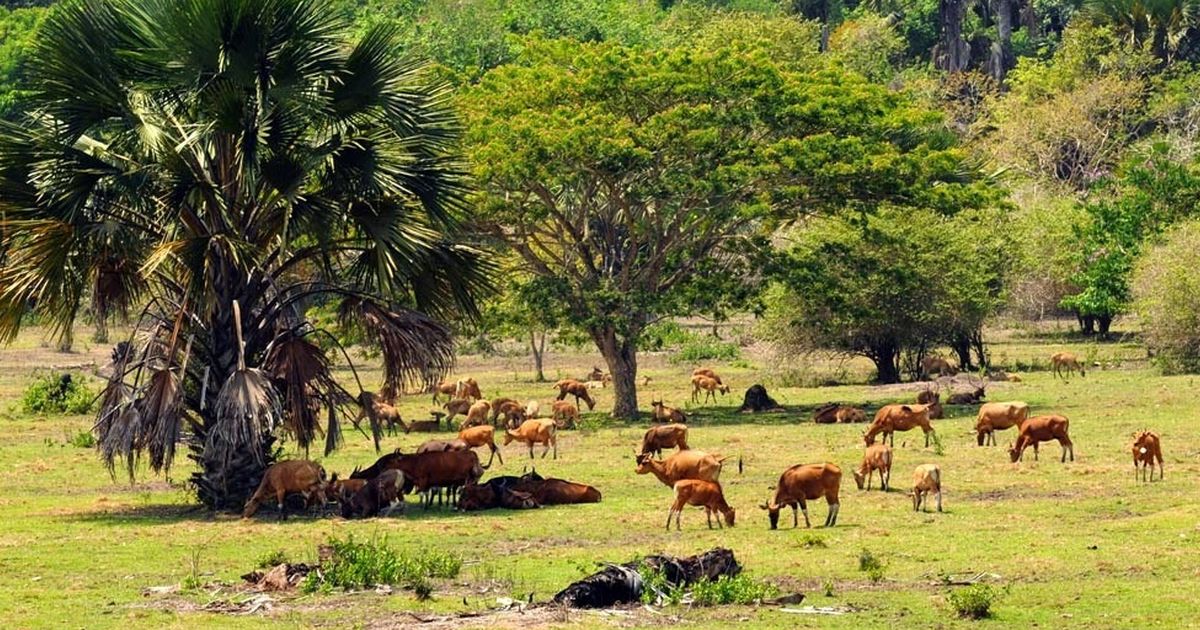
553,379,596,410
640,423,689,458
921,356,957,379
691,367,724,386
350,450,485,509
635,450,724,488
433,377,482,403
1009,415,1074,463
911,464,942,512
1050,352,1086,379
495,400,528,429
853,443,893,491
340,469,406,518
975,401,1030,446
1132,430,1164,482
864,404,936,447
504,418,558,459
459,425,504,466
666,480,735,530
416,438,469,453
242,460,327,519
325,473,367,505
690,374,730,404
443,398,472,424
551,400,580,429
760,463,841,528
356,392,404,436
651,400,688,423
514,477,602,505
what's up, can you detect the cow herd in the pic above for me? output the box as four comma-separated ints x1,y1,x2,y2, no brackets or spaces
240,357,1166,532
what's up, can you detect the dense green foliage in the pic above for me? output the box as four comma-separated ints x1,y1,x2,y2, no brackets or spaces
19,372,93,414
1133,220,1200,372
301,535,461,593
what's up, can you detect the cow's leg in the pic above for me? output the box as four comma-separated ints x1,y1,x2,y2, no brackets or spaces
826,502,838,527
936,489,943,512
800,500,811,528
528,444,534,459
665,508,674,531
791,504,798,528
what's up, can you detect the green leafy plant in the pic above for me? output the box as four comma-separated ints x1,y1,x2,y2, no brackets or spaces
690,574,779,606
639,564,685,606
948,583,1002,619
799,533,828,548
859,549,885,583
67,431,95,448
674,335,742,363
256,550,289,569
301,535,461,594
20,372,94,415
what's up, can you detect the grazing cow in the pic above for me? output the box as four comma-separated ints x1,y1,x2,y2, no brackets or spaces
853,443,893,491
325,474,367,505
651,400,688,423
666,480,735,530
356,392,404,436
1050,352,1086,379
551,400,581,429
911,464,942,512
504,418,558,459
1009,414,1074,463
691,374,730,404
553,379,596,410
1131,430,1163,482
635,450,724,488
495,400,528,428
459,400,492,428
759,463,841,529
459,425,504,466
921,356,957,379
691,367,724,386
640,423,689,458
975,401,1030,446
864,404,936,447
490,397,518,422
433,377,482,403
242,460,327,519
340,469,405,518
443,398,472,424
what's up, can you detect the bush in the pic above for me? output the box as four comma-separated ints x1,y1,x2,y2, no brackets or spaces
858,549,885,583
67,431,95,448
20,372,94,415
948,584,1001,619
639,321,692,351
673,335,741,363
301,535,461,594
690,574,778,606
1134,220,1200,373
256,550,289,569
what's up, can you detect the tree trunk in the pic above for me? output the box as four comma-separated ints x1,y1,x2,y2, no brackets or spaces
1097,314,1112,336
593,326,640,420
934,0,971,72
870,341,901,384
56,324,73,353
820,23,831,52
92,313,109,344
951,335,973,372
987,0,1013,83
1078,314,1096,335
970,329,989,369
530,330,547,382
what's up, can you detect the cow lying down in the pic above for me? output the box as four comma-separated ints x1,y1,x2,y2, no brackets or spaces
457,471,602,511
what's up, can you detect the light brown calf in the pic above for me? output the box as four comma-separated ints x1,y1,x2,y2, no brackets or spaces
1131,430,1163,482
853,443,893,491
911,464,942,512
760,463,841,528
1009,414,1074,462
504,418,558,459
666,480,735,530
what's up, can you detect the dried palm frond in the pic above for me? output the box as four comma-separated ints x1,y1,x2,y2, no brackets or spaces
261,329,334,453
338,297,455,399
208,301,281,468
137,337,190,474
98,402,142,481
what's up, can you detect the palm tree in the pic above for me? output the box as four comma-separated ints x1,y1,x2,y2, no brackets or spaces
0,0,488,510
1085,0,1200,62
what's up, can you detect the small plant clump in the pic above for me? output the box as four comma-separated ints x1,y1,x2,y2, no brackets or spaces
256,550,290,569
20,372,94,415
859,549,885,583
948,583,1002,619
690,574,779,606
67,431,95,448
301,535,461,595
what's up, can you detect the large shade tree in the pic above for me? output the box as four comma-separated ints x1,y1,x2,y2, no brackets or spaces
0,0,486,509
461,36,993,418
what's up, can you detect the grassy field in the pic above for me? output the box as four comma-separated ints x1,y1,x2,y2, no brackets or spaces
0,322,1195,628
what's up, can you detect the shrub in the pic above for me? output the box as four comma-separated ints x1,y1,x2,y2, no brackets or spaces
20,372,94,415
859,549,885,583
256,550,289,569
673,335,740,363
67,431,95,448
798,533,827,548
690,574,779,606
301,535,461,594
1134,220,1200,373
948,584,1001,619
640,321,691,351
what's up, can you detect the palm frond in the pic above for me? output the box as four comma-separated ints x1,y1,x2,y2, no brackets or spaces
338,297,455,399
